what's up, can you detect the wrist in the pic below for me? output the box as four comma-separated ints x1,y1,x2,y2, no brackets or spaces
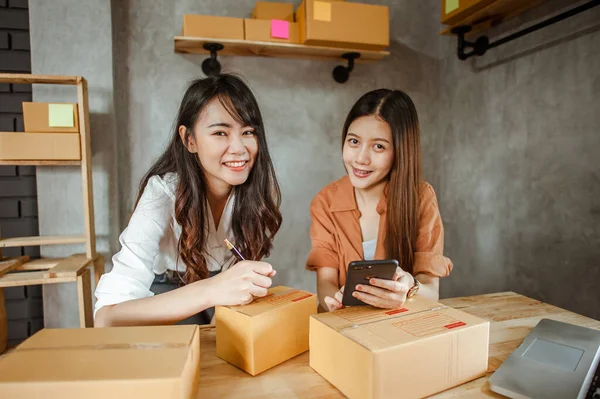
190,278,216,310
406,275,420,298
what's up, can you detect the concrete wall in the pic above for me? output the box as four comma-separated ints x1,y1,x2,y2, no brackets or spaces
437,0,600,319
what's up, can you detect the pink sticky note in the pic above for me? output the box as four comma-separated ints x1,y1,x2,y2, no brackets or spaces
271,20,290,40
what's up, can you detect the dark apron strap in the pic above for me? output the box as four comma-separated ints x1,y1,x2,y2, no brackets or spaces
150,270,220,325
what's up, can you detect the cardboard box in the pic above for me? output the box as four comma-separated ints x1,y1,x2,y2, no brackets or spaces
310,296,489,399
22,102,79,133
0,325,201,398
252,2,295,22
441,0,493,25
244,19,300,44
0,132,81,160
296,0,389,50
216,286,317,376
182,14,244,40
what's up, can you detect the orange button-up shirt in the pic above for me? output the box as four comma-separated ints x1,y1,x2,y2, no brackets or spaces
306,176,453,287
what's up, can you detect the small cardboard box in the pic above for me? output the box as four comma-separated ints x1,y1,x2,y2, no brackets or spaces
22,102,79,133
252,2,295,22
0,325,201,399
244,19,300,44
182,14,244,40
296,0,389,50
0,131,81,160
310,296,489,399
216,286,317,376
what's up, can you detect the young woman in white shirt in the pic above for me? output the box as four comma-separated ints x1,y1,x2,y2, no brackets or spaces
94,74,282,327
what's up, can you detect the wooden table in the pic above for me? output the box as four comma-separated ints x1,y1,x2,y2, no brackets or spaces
195,291,600,398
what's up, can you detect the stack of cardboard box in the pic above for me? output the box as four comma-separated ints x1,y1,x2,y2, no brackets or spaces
181,1,390,50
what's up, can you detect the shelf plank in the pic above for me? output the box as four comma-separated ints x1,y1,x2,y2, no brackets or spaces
0,160,81,166
0,256,30,278
42,254,93,279
0,271,76,288
0,73,81,85
0,235,87,248
13,258,61,271
440,0,551,36
174,36,389,63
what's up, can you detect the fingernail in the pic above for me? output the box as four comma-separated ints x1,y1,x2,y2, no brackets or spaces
356,285,362,291
353,292,359,298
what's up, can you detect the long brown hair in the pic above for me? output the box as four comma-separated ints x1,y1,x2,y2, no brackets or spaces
342,89,422,274
135,74,282,283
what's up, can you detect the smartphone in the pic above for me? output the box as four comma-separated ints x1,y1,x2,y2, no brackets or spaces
341,259,398,306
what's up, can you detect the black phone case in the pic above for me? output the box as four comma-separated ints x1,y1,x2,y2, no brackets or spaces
341,259,398,306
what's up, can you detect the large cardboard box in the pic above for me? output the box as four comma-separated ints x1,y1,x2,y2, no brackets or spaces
22,102,79,133
0,325,201,398
310,296,489,399
296,0,389,50
252,2,295,22
216,286,317,376
244,19,300,44
0,131,81,160
182,14,244,40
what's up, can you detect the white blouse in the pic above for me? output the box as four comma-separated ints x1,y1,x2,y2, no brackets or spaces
94,173,236,317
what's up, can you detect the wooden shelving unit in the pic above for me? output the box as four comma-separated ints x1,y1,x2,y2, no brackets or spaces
174,36,390,63
0,74,104,353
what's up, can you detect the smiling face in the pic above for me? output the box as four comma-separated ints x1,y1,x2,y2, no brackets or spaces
342,114,394,191
179,96,258,193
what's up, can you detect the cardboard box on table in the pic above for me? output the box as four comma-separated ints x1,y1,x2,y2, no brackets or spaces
216,285,317,376
0,325,201,399
310,295,490,399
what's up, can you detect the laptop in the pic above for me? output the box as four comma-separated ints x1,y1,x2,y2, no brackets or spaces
489,318,600,399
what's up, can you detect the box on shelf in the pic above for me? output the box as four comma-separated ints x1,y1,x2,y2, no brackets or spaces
296,0,389,50
182,14,244,40
252,2,295,22
22,102,79,133
244,19,300,44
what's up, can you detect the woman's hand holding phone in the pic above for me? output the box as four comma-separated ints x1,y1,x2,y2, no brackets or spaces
324,286,345,311
352,266,414,309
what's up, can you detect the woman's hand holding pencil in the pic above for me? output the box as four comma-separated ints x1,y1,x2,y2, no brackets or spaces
202,239,276,307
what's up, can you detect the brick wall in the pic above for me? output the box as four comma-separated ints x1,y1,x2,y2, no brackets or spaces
0,0,44,346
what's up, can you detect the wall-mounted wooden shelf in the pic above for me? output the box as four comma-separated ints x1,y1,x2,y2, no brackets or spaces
441,0,599,60
440,0,551,36
174,36,389,63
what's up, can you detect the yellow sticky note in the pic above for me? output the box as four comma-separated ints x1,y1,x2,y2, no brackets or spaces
445,0,459,14
48,104,74,128
313,1,331,22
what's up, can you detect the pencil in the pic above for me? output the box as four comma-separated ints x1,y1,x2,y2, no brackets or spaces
224,238,246,262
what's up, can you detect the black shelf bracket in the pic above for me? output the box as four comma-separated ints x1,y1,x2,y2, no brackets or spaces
452,0,600,61
333,52,360,84
202,43,224,76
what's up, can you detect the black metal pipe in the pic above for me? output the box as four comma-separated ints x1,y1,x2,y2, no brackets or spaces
488,0,600,50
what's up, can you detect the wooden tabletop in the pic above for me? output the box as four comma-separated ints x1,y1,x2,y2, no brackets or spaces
195,291,600,398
